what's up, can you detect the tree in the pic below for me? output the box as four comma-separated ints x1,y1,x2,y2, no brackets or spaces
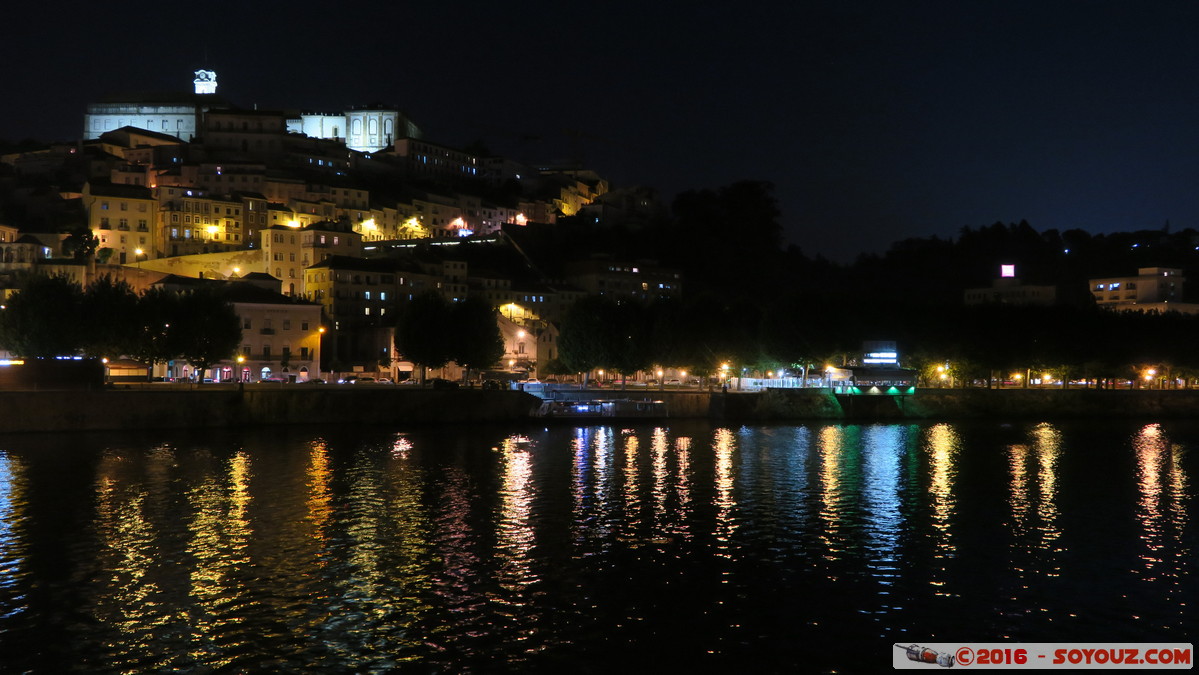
174,289,242,381
447,296,503,381
130,286,184,379
395,291,452,382
558,295,621,383
62,227,99,262
0,273,84,358
80,276,139,359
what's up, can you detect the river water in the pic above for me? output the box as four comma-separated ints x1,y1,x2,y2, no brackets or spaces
0,420,1192,673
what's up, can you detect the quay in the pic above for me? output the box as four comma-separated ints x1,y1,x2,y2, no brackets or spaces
4,385,1199,433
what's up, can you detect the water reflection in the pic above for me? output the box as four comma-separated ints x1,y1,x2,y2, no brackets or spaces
0,421,1192,672
0,451,26,622
305,439,333,542
713,428,737,559
862,426,904,581
817,425,848,560
1006,423,1063,579
925,423,959,593
1133,424,1190,591
186,451,253,668
496,434,537,591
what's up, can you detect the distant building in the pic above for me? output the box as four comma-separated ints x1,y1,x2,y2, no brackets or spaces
827,341,917,395
83,70,229,141
964,264,1057,306
562,257,682,302
82,181,157,265
288,106,422,153
1088,267,1199,313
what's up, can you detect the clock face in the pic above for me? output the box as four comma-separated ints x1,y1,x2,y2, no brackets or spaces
194,70,216,82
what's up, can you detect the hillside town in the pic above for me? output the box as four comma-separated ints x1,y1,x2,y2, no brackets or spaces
0,70,680,384
4,70,1199,390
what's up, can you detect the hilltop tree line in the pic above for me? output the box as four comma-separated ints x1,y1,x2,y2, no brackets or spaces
538,184,1199,385
552,291,1199,387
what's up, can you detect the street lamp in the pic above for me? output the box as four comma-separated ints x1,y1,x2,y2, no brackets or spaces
134,248,144,268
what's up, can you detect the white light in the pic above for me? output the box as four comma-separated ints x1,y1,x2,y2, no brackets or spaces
1000,264,1016,278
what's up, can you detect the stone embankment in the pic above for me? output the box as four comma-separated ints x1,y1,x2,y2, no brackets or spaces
2,386,1198,433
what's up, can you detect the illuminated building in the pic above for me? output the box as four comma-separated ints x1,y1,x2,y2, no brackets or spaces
82,181,157,265
304,256,430,373
83,70,229,141
289,106,422,153
262,220,363,296
155,185,243,257
1089,267,1199,313
151,275,322,382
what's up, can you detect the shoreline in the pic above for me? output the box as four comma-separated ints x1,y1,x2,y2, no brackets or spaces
2,386,1198,433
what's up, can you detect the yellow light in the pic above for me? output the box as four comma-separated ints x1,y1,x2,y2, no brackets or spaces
657,369,664,377
1043,373,1052,381
598,369,604,376
721,362,730,371
363,218,377,230
237,355,245,363
767,371,773,377
134,248,144,256
1147,368,1157,376
936,364,945,372
509,359,516,367
287,220,301,229
206,225,219,235
318,326,326,333
680,371,686,378
939,373,947,380
1013,373,1023,380
516,330,526,339
1144,373,1153,381
515,213,528,226
232,267,240,275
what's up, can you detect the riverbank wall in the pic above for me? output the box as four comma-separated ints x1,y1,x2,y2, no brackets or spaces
726,387,1199,421
0,388,541,433
3,386,1199,433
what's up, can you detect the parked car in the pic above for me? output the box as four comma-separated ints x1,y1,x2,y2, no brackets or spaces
301,378,326,384
354,377,377,384
664,378,682,386
430,378,459,390
377,378,393,384
482,379,503,390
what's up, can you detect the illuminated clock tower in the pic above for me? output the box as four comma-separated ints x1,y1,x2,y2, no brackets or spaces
193,70,217,95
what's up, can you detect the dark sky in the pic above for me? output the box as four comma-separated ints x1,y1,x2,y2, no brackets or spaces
4,1,1199,261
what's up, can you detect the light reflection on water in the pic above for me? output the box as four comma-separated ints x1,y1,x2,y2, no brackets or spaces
0,421,1193,673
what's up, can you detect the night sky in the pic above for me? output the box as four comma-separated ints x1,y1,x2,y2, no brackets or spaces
4,1,1199,261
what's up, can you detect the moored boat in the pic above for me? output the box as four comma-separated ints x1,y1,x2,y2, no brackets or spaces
534,399,667,420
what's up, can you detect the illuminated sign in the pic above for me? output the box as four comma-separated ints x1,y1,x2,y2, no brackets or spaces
1001,264,1016,278
193,70,217,95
